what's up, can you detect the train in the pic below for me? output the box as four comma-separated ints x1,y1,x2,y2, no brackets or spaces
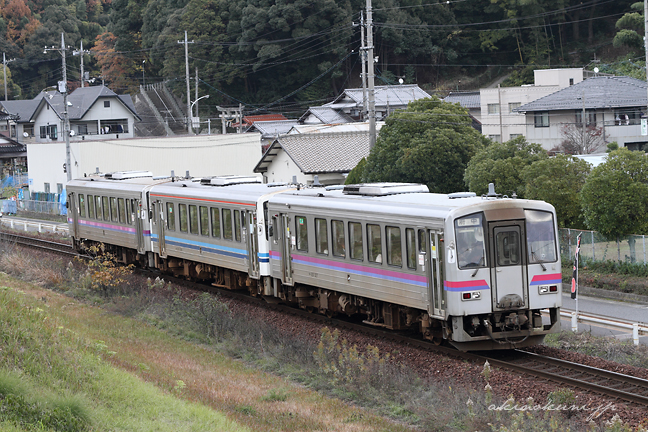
67,171,562,351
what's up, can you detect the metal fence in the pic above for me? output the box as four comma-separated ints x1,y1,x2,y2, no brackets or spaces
17,199,64,215
560,228,648,264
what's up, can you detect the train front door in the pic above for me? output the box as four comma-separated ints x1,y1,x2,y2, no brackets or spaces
489,221,527,311
245,210,259,278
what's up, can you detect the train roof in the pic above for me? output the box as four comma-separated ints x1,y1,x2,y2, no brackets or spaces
67,174,172,193
149,180,295,204
267,184,555,220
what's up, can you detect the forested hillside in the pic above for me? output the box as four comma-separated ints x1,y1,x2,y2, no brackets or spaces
0,0,635,116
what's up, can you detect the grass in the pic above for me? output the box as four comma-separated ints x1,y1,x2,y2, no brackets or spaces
0,243,643,431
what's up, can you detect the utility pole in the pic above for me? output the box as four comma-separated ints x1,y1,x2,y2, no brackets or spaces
195,67,199,123
360,11,367,121
3,53,15,101
366,0,376,149
73,41,90,88
178,31,194,134
582,90,586,152
644,0,648,130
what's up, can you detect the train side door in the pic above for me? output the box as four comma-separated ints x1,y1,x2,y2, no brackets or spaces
489,221,527,310
279,213,293,285
422,229,445,317
135,199,144,254
68,192,78,238
155,200,167,258
246,210,260,278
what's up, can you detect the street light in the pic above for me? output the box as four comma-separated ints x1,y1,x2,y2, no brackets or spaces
142,60,146,86
190,95,209,133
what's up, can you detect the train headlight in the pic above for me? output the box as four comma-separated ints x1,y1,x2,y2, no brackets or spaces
538,285,558,294
461,291,481,301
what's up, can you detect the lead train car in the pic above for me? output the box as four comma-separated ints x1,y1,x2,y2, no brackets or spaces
265,183,561,351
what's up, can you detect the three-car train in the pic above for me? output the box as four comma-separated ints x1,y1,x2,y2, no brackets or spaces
67,171,561,350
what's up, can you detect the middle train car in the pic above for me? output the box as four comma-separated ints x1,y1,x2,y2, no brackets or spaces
264,183,562,350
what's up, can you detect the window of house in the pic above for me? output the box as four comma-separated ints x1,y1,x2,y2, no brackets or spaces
349,222,363,261
487,103,500,115
166,203,175,230
104,100,110,108
78,194,86,218
10,125,15,138
508,102,521,113
534,112,549,128
179,204,188,233
488,135,501,143
87,195,95,219
211,207,221,238
44,183,50,193
57,184,63,195
296,216,308,252
24,125,34,137
386,226,402,267
367,224,382,263
77,124,88,135
575,110,596,126
118,198,125,224
510,134,522,139
189,205,199,235
406,228,416,269
315,218,328,255
222,209,233,240
569,78,574,86
200,206,209,236
332,220,345,257
614,109,639,125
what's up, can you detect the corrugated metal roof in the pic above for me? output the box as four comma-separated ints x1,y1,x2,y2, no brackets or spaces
289,121,385,134
249,120,298,138
301,106,353,124
444,91,481,109
515,76,648,112
255,131,370,174
328,84,431,107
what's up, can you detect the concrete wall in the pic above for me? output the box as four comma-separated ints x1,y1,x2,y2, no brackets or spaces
27,133,263,194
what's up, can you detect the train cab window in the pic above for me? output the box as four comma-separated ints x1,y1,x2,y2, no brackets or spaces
95,196,102,220
87,195,95,219
118,198,126,224
332,220,345,257
211,207,221,238
296,216,308,252
315,218,328,255
386,226,402,267
102,197,110,221
199,206,209,236
455,214,487,269
166,203,175,231
189,205,199,235
496,231,520,266
406,228,416,269
525,210,557,263
367,224,382,263
78,194,86,218
110,197,118,222
222,209,233,240
349,222,363,261
179,204,188,233
234,210,242,242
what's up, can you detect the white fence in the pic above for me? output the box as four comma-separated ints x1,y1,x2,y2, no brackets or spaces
560,309,648,345
0,218,68,234
560,228,648,264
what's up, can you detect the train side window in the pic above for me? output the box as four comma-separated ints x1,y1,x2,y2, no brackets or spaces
132,200,137,223
110,197,118,222
78,194,86,218
179,204,188,233
102,196,109,221
349,222,363,261
296,216,308,252
406,228,416,269
386,226,402,267
95,196,102,220
118,198,126,224
367,224,382,263
166,203,175,231
234,210,242,242
332,220,345,257
189,205,199,235
418,229,427,253
222,209,233,240
199,206,209,236
210,207,221,238
125,199,131,225
315,218,328,255
87,195,95,219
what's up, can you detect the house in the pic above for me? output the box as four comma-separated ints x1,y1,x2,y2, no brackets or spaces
246,119,298,151
479,68,586,143
0,133,27,179
514,76,648,151
254,130,375,186
0,85,140,143
442,91,482,132
299,84,431,124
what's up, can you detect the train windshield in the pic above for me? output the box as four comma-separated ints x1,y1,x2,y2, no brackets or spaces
455,213,486,269
525,210,557,263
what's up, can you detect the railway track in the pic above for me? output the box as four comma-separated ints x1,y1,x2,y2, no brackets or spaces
5,231,648,407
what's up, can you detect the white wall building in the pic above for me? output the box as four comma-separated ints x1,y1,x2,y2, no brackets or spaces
27,133,263,194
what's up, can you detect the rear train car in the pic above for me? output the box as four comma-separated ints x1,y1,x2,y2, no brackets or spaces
265,183,561,350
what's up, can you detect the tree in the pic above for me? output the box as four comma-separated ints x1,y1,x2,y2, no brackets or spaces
345,157,366,185
553,123,607,155
524,155,591,228
613,2,644,50
362,97,488,194
464,136,547,197
0,64,22,99
580,149,648,242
